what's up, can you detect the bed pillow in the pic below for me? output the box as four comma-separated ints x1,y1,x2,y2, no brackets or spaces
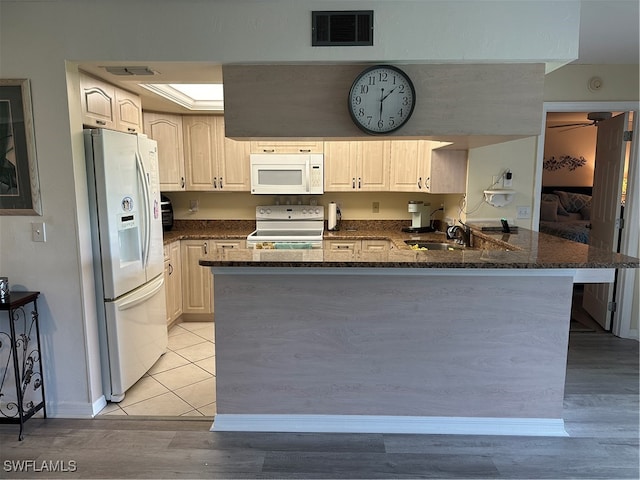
554,190,592,213
580,206,591,220
540,199,559,222
542,193,569,216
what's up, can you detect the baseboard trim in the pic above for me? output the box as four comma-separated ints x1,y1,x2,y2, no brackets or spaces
92,396,107,417
211,414,568,437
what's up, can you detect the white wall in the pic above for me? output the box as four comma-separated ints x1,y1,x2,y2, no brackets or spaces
0,0,630,416
464,137,538,228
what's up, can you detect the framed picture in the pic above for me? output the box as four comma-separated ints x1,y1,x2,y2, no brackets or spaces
0,79,42,215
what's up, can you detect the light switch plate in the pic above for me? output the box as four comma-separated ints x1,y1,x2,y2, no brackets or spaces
516,206,531,219
32,222,46,242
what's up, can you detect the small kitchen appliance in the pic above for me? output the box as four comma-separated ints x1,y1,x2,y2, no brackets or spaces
160,194,173,231
402,200,434,233
327,202,341,231
250,153,324,195
247,205,324,249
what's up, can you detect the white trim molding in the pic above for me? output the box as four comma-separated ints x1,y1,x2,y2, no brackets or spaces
212,414,568,437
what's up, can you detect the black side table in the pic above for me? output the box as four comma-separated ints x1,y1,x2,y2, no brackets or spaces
0,291,46,440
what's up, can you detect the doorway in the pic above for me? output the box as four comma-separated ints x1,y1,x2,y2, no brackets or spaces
535,102,639,338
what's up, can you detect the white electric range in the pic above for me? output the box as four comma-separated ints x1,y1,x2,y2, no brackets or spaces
247,205,324,249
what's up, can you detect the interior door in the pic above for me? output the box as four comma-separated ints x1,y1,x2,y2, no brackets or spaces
583,113,629,329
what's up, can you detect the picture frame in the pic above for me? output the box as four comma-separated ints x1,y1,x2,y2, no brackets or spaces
0,79,42,215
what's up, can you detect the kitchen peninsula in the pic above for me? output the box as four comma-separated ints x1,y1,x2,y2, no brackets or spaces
192,224,639,436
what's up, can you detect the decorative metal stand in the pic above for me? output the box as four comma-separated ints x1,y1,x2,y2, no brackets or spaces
0,291,46,440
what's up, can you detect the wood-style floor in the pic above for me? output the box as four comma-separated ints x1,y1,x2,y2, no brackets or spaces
1,332,638,479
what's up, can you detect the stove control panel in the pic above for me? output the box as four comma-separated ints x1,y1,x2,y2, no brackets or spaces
256,205,324,220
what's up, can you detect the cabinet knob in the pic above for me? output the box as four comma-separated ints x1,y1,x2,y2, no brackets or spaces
358,177,362,189
203,242,208,255
219,177,223,189
213,177,218,188
181,177,185,189
352,178,356,189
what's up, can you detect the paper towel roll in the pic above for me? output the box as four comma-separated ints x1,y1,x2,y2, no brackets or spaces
328,202,338,230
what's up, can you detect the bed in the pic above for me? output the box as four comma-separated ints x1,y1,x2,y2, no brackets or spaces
539,186,592,244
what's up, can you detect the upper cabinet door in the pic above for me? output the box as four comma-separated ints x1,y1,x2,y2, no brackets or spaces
324,141,357,191
424,147,468,194
183,116,217,190
217,117,251,191
80,74,117,129
115,89,143,133
357,141,390,191
389,140,422,192
143,112,186,191
80,72,143,134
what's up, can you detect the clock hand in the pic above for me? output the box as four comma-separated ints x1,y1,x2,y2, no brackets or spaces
381,86,397,102
379,88,384,120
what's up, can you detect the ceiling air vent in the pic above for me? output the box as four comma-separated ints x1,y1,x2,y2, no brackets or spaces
104,66,157,76
312,10,373,46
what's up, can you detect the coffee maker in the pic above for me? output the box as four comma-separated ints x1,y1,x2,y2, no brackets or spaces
402,200,434,233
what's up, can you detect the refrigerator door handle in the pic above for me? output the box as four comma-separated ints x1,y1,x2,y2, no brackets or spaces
135,151,152,269
117,275,164,311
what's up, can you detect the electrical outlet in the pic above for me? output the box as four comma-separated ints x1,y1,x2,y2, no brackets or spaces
503,171,513,188
31,222,46,242
372,201,380,213
189,199,199,212
516,206,531,219
492,175,500,186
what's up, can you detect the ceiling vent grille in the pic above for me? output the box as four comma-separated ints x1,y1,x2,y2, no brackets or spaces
104,66,157,76
312,10,373,46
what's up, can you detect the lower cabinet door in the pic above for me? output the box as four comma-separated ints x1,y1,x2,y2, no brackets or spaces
181,240,213,316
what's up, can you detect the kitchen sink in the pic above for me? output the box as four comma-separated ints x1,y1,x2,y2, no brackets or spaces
404,241,465,251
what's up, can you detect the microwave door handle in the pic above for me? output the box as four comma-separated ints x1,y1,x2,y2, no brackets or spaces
305,161,310,193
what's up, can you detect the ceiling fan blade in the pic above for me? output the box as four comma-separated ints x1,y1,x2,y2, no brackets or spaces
548,122,592,129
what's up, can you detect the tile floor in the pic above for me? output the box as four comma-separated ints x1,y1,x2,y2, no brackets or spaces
98,322,216,417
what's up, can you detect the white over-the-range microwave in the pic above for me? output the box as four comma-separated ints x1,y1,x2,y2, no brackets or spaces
250,153,324,195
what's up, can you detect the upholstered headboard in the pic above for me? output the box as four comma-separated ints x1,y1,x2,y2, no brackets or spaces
541,186,593,196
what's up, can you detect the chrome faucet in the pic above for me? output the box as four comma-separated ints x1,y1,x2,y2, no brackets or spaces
447,222,472,247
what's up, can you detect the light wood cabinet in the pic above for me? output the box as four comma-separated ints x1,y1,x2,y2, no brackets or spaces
180,240,213,318
183,116,250,191
250,140,323,154
324,239,391,261
324,239,360,261
180,239,247,319
218,117,251,191
79,74,116,130
424,148,468,194
360,239,390,261
389,140,467,193
114,89,142,133
389,140,423,192
143,112,186,191
79,72,142,133
163,241,182,326
324,141,390,192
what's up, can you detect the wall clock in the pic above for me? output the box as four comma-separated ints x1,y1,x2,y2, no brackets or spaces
348,65,416,134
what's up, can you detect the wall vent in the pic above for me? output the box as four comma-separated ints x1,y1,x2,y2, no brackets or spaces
312,11,373,46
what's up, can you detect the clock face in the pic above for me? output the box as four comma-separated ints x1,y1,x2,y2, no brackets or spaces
348,65,416,134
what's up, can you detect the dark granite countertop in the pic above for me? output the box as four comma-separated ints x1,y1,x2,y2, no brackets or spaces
163,220,639,269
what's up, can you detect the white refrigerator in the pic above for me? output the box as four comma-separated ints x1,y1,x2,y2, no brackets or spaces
84,128,168,402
